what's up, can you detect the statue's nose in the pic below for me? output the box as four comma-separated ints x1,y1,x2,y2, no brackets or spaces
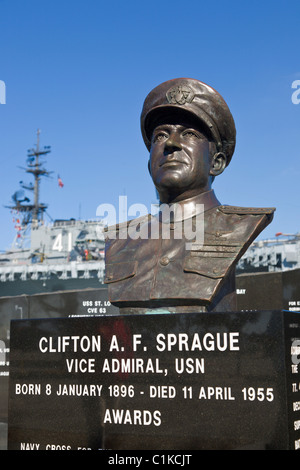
165,135,182,152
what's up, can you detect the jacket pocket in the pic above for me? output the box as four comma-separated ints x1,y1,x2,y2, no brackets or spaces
104,261,137,284
183,255,233,279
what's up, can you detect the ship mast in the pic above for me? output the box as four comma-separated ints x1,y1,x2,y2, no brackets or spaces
26,129,51,226
6,129,52,231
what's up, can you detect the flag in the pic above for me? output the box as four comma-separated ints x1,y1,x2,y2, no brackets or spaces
58,175,64,188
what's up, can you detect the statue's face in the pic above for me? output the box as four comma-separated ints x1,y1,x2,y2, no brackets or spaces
149,122,212,202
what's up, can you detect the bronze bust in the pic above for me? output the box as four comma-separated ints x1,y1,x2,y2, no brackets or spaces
104,78,275,314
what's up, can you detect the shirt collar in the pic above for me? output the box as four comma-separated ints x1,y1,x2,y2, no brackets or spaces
156,190,221,223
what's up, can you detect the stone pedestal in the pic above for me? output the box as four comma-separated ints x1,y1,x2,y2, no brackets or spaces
7,310,300,450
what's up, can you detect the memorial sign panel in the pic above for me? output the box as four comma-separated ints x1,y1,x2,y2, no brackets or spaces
28,287,119,318
236,272,283,311
0,288,118,449
0,295,28,449
8,311,300,450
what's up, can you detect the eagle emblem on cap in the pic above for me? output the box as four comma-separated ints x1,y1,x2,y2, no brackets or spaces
166,85,194,105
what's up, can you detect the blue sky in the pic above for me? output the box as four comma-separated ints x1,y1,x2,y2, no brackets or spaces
0,0,299,250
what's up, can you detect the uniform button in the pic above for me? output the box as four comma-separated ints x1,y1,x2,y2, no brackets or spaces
160,256,170,266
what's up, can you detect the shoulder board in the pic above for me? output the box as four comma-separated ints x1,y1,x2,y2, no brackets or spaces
104,214,151,232
218,205,276,215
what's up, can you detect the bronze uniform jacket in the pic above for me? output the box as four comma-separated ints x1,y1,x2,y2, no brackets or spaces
104,193,275,314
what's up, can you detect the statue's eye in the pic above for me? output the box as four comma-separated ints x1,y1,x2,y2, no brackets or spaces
182,130,200,139
153,132,168,143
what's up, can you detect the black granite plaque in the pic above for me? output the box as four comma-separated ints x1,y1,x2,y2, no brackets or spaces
0,288,119,449
236,272,283,311
283,269,300,313
0,295,28,433
7,311,300,450
236,268,300,313
28,287,119,319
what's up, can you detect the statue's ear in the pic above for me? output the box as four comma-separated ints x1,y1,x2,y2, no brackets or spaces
148,159,151,176
210,152,227,177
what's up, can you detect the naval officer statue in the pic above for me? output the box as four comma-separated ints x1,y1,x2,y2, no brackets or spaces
104,78,275,314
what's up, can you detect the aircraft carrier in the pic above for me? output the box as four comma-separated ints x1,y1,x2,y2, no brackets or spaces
0,130,106,297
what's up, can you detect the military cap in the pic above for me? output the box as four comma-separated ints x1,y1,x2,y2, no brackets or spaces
140,78,236,165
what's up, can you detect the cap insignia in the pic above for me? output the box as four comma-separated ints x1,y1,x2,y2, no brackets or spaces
166,85,194,105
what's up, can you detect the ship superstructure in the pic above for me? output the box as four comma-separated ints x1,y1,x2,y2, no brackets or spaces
237,232,300,274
